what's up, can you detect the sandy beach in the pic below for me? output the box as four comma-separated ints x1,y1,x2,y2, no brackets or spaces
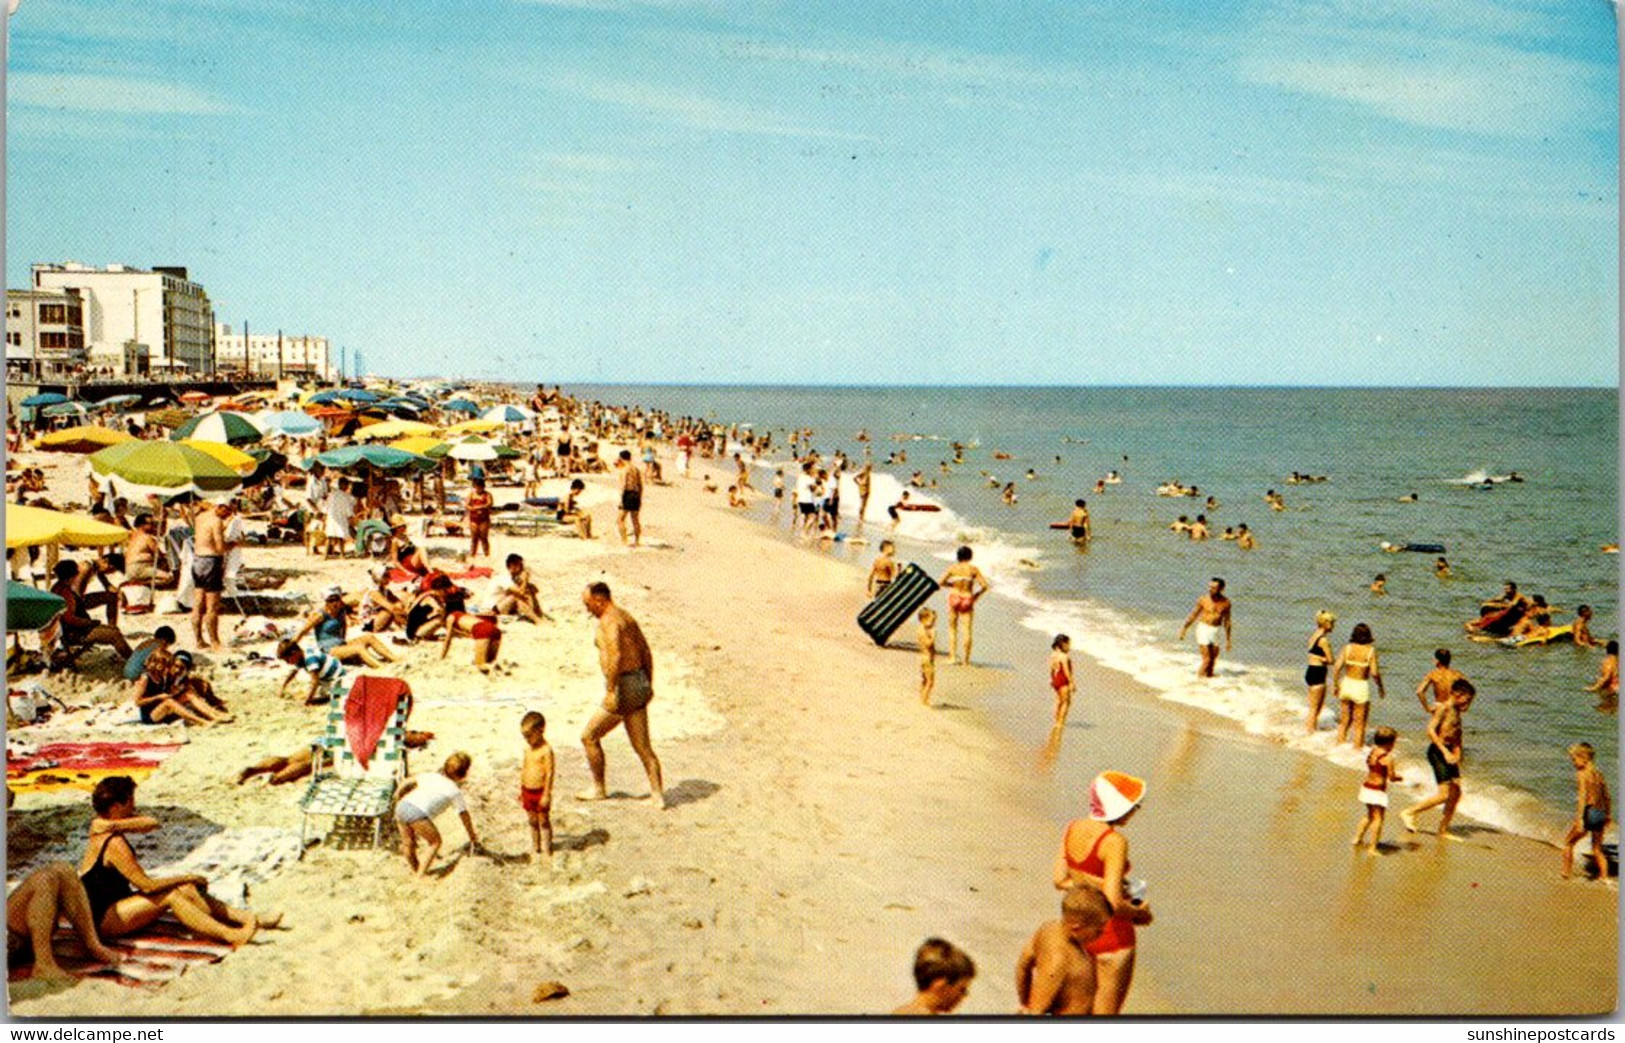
6,435,1616,1017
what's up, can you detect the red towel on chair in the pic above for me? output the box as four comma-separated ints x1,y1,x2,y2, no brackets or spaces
344,676,412,771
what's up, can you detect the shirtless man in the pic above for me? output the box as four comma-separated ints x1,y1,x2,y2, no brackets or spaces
616,450,644,547
191,501,232,651
1065,500,1091,544
856,462,874,525
940,547,991,666
579,582,665,807
1015,883,1114,1015
1414,648,1466,713
124,513,168,588
1177,577,1232,678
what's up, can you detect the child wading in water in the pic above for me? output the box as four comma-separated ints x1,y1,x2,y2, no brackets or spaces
520,712,555,861
1352,726,1401,853
1049,634,1075,729
918,608,938,706
1562,743,1613,880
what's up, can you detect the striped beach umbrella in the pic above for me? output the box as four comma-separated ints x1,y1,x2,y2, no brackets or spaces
41,401,89,419
171,410,263,446
480,404,535,425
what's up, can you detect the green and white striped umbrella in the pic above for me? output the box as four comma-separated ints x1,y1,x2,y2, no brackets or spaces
170,410,263,446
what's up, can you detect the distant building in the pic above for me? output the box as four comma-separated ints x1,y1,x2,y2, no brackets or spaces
31,262,216,375
6,287,89,378
213,325,335,381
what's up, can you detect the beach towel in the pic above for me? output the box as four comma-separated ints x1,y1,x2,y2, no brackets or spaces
385,565,491,587
6,741,183,794
8,914,234,988
150,827,303,904
345,676,412,770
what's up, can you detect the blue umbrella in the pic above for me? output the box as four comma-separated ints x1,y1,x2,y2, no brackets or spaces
333,388,380,404
21,393,69,407
258,410,323,438
305,390,352,406
442,399,481,415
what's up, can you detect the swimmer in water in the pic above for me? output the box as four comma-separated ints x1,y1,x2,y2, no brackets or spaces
1370,574,1387,596
1434,557,1452,579
1399,493,1419,503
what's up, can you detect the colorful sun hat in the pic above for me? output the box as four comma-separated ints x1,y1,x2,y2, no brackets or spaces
1089,770,1146,822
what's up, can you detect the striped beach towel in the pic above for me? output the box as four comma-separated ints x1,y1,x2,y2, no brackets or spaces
9,915,234,988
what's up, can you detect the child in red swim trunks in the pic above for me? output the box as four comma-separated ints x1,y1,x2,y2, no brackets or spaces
519,711,555,861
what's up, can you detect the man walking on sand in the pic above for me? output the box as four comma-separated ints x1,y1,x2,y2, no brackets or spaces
191,500,233,652
579,582,665,807
616,450,644,547
1177,577,1232,678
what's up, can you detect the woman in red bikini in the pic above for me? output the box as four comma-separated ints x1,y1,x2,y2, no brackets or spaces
938,546,990,666
1052,771,1152,1015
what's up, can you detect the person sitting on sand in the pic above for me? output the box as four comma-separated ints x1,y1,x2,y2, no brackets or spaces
892,937,977,1015
51,560,132,664
1016,883,1114,1015
441,608,503,674
940,547,991,666
557,478,593,539
519,712,555,860
77,776,276,947
166,651,233,723
867,540,899,599
122,625,177,691
7,862,126,979
1562,743,1613,880
275,638,347,706
289,586,400,668
388,515,429,578
491,553,547,624
360,571,411,634
393,753,482,878
131,650,229,726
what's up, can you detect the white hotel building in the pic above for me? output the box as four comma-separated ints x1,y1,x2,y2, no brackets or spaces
30,262,216,374
214,324,335,381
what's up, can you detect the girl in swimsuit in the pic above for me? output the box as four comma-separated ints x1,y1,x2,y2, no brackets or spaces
1304,610,1336,734
939,547,991,666
291,589,400,668
78,776,273,947
1052,771,1152,1015
1353,726,1401,853
1333,622,1385,748
1049,634,1075,729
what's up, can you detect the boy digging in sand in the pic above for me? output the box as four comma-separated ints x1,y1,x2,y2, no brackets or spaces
520,712,556,861
918,608,938,706
1562,743,1612,880
892,937,976,1015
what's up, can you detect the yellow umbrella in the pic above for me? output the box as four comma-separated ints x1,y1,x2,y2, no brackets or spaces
445,418,503,436
6,503,128,550
180,439,258,475
389,435,448,457
37,425,134,454
357,418,436,441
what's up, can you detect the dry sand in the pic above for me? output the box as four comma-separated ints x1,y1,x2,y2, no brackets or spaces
6,444,1616,1016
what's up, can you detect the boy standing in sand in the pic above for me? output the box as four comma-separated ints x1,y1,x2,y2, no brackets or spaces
1402,678,1473,839
867,540,899,599
1562,743,1612,880
520,712,555,861
892,937,976,1015
1015,883,1114,1015
1177,578,1232,678
918,608,938,706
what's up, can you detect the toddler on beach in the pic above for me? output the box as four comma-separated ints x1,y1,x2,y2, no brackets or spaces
519,712,555,861
1562,743,1612,880
394,752,481,878
892,937,976,1015
918,608,938,706
1352,726,1401,853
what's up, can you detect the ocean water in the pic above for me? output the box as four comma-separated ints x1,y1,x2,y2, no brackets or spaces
566,385,1619,841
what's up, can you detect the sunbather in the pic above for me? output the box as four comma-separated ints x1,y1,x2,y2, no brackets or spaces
131,651,228,726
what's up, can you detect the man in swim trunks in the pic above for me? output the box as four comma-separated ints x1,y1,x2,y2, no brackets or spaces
191,500,230,652
939,546,991,666
1066,500,1091,543
579,582,665,807
1402,678,1472,839
1015,883,1114,1015
616,450,643,547
1177,577,1232,678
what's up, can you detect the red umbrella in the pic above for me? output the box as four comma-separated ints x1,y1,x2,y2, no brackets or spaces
179,391,212,404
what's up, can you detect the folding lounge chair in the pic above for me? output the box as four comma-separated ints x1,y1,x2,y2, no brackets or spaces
298,676,412,854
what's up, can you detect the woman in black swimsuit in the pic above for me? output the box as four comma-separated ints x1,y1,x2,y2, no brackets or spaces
78,776,274,947
1304,610,1336,734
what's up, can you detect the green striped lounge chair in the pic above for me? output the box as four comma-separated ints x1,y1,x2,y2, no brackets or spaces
299,676,412,854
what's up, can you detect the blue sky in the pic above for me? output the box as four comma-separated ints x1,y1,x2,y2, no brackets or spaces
5,0,1618,385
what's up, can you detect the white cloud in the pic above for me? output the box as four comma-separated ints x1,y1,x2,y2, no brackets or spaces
547,73,877,141
9,72,239,115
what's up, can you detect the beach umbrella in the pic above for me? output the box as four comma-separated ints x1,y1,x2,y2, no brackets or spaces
92,393,143,409
20,393,69,408
5,503,129,550
480,404,535,425
303,390,351,406
171,410,263,447
445,418,503,436
178,390,213,404
389,436,449,459
356,418,436,441
7,581,65,632
442,399,481,416
256,410,323,438
334,388,380,404
244,449,288,488
147,408,193,430
179,439,258,475
89,441,242,501
306,444,433,475
41,401,89,419
447,436,520,462
37,425,134,454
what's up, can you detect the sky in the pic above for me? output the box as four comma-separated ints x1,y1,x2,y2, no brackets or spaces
3,0,1619,386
